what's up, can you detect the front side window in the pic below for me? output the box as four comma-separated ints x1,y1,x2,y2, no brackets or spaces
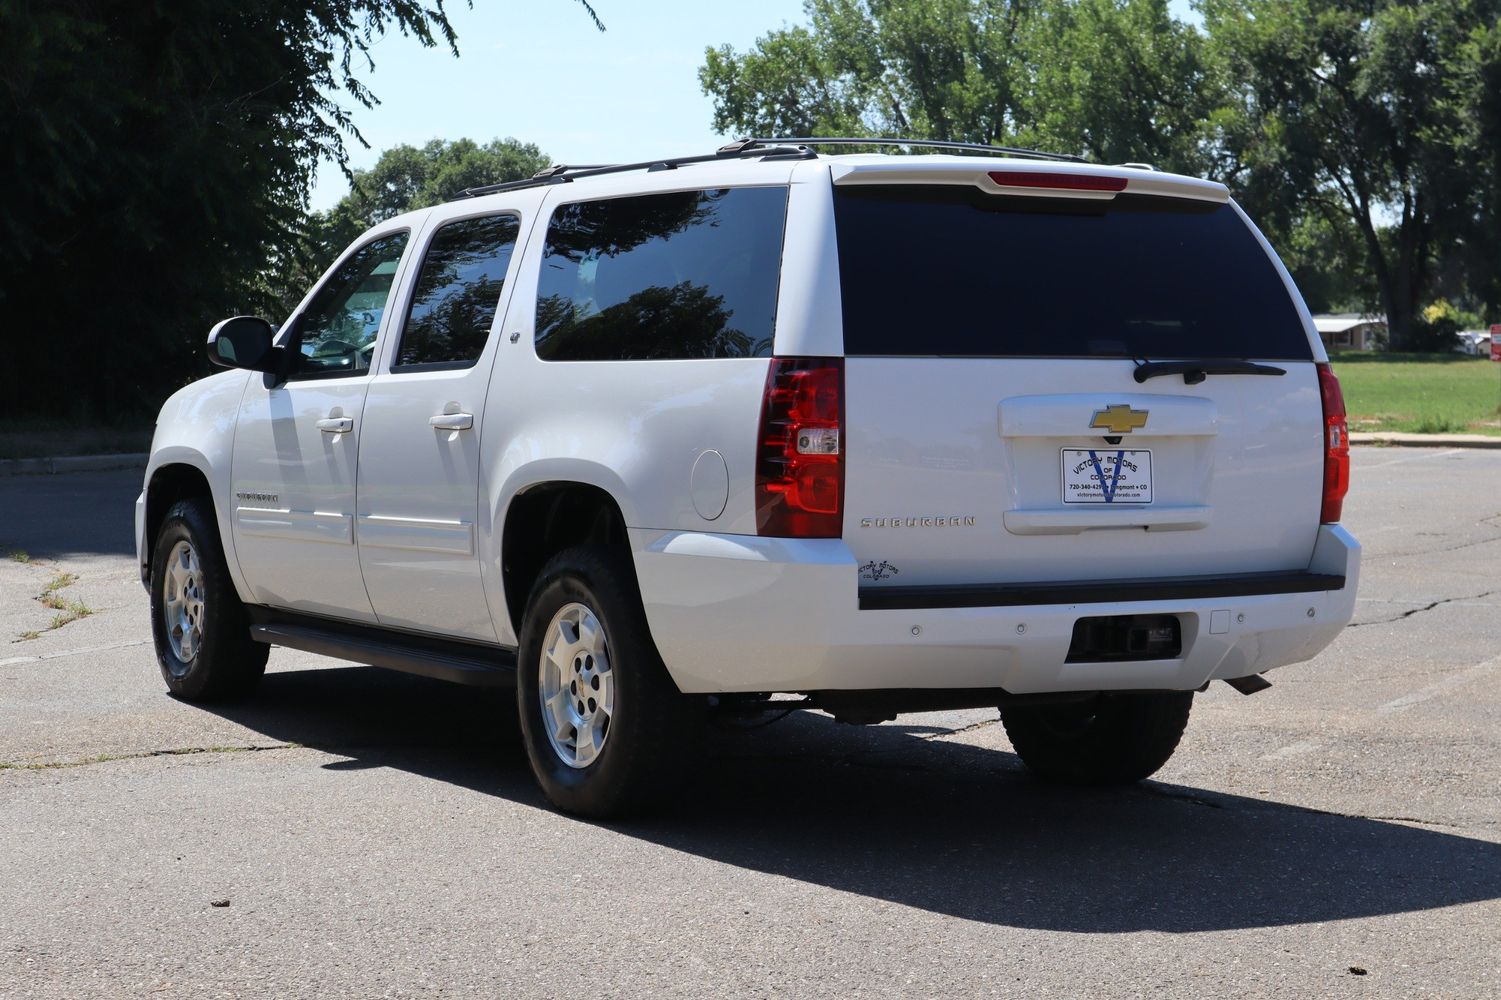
395,214,521,370
294,231,410,379
534,187,788,361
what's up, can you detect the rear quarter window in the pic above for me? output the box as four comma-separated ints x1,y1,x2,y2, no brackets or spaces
534,186,788,361
833,186,1313,360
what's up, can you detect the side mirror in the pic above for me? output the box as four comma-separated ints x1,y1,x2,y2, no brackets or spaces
207,316,279,372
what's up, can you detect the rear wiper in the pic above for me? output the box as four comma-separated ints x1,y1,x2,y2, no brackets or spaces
1133,359,1287,385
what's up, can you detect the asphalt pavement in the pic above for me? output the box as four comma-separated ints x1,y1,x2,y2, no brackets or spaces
1,450,1498,999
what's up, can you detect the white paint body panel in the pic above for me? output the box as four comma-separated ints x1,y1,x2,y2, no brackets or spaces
145,151,1359,696
633,525,1359,694
841,358,1324,586
137,369,255,601
354,196,544,641
230,375,376,620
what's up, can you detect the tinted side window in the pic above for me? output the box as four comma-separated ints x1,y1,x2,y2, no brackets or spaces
833,187,1314,360
535,187,788,361
395,214,521,370
293,232,410,379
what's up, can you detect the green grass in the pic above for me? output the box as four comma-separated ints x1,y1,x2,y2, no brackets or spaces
13,570,92,641
1329,352,1501,436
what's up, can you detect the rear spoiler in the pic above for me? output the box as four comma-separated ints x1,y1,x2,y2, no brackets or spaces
829,160,1230,204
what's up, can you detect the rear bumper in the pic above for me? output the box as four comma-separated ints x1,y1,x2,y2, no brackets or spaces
631,525,1360,695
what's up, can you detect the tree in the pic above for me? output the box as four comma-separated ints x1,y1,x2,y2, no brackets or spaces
1012,0,1220,172
268,138,550,314
0,0,600,421
1203,0,1501,348
703,0,1501,343
342,137,553,228
699,0,1218,174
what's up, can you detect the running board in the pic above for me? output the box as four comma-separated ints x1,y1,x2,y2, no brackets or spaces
247,609,516,687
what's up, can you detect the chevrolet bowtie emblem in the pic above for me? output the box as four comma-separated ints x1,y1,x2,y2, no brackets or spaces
1090,404,1149,434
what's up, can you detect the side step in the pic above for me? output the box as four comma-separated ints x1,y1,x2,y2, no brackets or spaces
247,608,516,687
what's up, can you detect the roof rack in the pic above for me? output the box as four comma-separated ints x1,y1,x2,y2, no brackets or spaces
746,136,1087,163
456,142,816,200
453,135,1086,201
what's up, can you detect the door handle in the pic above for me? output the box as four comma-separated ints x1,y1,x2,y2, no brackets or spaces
428,413,474,431
316,417,353,434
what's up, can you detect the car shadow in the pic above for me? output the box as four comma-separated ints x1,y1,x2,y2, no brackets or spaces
200,664,1501,935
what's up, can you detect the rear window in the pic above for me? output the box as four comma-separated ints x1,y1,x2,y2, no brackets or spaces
833,186,1313,360
534,186,788,361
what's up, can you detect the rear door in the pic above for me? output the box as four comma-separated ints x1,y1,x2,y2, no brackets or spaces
832,166,1325,588
355,209,527,641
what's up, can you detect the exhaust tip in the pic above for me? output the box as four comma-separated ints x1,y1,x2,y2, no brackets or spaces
1224,674,1273,696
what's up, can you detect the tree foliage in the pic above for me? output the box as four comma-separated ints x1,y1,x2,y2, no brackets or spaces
0,0,598,421
1204,0,1501,348
702,0,1501,344
0,0,465,419
270,138,550,316
700,0,1219,173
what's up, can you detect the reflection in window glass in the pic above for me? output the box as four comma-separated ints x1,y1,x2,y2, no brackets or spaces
833,187,1313,360
397,214,520,368
535,187,788,361
295,232,410,379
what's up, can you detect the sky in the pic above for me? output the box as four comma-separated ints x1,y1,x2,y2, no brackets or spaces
310,0,1201,211
308,0,808,210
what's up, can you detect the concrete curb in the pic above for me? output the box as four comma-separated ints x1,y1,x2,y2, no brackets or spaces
0,453,148,478
1351,433,1501,449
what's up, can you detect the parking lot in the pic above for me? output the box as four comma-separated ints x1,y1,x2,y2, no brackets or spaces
1,446,1498,999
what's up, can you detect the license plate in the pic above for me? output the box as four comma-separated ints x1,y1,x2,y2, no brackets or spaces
1061,448,1152,504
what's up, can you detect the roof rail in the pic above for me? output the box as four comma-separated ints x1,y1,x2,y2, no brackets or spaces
747,136,1087,163
456,142,816,200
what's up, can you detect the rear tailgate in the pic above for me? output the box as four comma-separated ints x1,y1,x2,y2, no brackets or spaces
831,163,1325,589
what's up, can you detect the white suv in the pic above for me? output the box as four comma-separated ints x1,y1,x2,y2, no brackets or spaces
137,138,1360,817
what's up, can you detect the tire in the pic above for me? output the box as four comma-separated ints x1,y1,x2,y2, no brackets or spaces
516,545,696,818
149,498,268,701
1000,691,1194,785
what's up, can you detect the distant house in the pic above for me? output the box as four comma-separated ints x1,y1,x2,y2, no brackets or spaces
1313,313,1386,352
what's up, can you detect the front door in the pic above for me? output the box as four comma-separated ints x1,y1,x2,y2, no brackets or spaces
230,228,412,622
355,210,525,641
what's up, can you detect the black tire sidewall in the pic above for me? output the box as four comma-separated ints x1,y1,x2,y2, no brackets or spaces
149,498,265,701
1001,691,1194,785
516,546,686,817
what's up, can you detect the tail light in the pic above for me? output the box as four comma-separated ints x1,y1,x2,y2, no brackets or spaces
756,357,844,537
1317,362,1350,523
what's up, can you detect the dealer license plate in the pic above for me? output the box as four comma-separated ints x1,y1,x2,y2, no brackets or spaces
1061,448,1153,504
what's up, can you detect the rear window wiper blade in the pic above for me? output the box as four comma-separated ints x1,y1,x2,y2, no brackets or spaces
1133,359,1287,385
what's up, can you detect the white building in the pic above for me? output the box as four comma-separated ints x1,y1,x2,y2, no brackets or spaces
1313,313,1386,352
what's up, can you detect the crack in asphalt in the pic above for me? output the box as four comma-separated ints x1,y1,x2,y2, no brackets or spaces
920,719,998,741
1137,786,1225,809
1345,588,1501,628
1281,804,1477,831
1140,788,1479,832
0,743,301,771
11,737,1487,837
1381,528,1501,560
